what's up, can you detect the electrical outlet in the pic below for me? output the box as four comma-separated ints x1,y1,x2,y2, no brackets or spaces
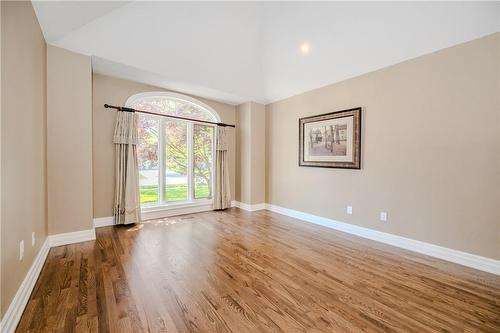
347,206,353,215
19,240,24,260
32,232,36,246
380,212,387,222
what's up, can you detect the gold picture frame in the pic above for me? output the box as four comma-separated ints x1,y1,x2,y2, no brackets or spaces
299,107,361,169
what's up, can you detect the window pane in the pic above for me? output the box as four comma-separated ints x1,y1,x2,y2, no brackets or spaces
193,125,214,199
164,121,188,202
131,97,216,122
137,116,159,205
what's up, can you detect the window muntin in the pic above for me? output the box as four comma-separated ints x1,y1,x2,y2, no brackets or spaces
131,93,218,207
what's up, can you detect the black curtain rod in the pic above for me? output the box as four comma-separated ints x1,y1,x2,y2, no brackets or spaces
104,104,236,128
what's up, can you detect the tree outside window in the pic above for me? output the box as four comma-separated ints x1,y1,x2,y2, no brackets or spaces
132,93,218,206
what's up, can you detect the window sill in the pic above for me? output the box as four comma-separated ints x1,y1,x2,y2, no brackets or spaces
142,199,213,212
141,200,213,221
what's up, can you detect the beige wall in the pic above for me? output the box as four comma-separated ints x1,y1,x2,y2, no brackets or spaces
92,74,236,218
251,103,266,205
1,1,48,317
498,34,500,255
235,102,266,204
47,45,93,234
266,33,500,260
236,103,251,203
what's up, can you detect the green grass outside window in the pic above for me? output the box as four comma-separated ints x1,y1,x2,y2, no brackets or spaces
139,184,210,204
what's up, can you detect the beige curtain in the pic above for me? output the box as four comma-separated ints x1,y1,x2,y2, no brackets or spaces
213,126,231,210
113,111,141,224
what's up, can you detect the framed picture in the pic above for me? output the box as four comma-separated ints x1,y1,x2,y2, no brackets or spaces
299,107,361,169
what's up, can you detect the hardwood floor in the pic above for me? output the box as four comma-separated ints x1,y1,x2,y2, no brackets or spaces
16,208,500,332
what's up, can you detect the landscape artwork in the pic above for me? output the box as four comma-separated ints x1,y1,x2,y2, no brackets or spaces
299,107,361,169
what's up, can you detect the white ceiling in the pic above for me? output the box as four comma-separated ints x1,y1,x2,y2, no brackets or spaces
33,1,500,105
32,1,130,42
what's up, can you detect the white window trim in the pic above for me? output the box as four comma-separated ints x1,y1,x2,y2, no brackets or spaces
128,92,220,216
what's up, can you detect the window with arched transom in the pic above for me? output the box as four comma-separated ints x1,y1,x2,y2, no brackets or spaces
126,92,220,206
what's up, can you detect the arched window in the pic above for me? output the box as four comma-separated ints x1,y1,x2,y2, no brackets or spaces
126,92,220,207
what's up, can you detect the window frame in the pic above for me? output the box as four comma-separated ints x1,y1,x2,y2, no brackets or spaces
127,92,219,213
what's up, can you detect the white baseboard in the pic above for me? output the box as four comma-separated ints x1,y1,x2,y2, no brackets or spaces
0,239,50,333
265,204,500,275
1,228,97,332
233,201,266,212
93,216,114,228
48,228,96,247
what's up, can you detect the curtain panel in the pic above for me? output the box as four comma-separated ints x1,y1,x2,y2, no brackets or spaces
113,111,141,224
214,126,231,210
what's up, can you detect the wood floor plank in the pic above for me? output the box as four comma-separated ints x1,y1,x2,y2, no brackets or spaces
15,208,500,332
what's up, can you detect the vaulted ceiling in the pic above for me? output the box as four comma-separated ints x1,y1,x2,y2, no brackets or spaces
33,1,500,105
